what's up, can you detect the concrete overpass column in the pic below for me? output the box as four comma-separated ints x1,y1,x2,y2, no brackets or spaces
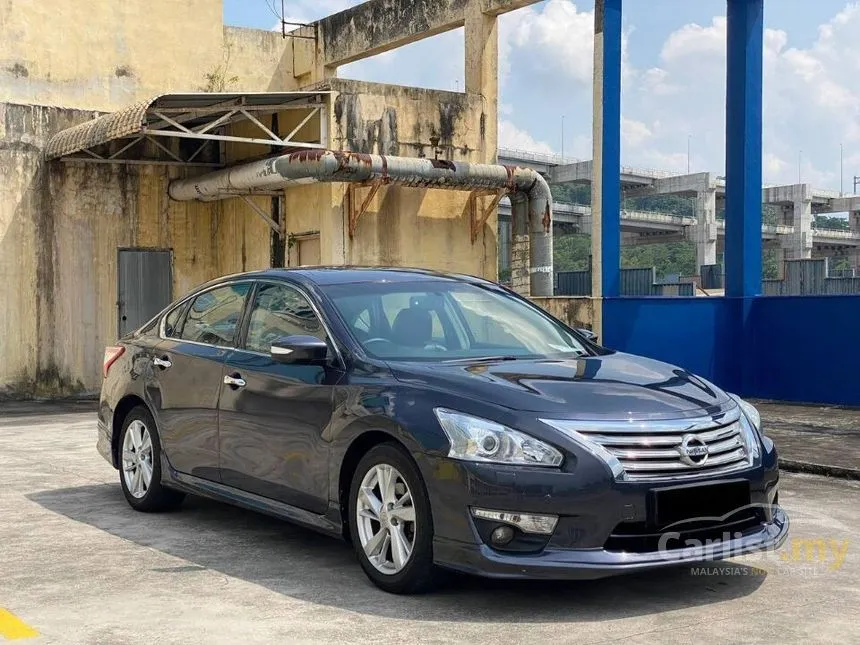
786,184,813,260
850,211,860,236
695,188,718,271
848,249,860,274
771,246,785,279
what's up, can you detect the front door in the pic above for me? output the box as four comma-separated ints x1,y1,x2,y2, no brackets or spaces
118,249,172,337
148,282,252,481
218,281,342,513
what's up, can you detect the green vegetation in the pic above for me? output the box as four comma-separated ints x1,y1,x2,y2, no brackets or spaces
548,184,836,281
815,215,850,230
551,183,699,279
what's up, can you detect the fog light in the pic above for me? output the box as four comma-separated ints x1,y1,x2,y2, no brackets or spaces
471,508,558,535
491,525,515,546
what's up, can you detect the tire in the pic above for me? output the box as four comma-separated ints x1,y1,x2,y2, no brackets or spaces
118,406,185,512
348,442,437,594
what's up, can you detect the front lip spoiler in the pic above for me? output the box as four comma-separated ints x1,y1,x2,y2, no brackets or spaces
433,508,789,580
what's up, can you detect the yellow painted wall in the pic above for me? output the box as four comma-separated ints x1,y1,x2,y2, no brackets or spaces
0,103,273,396
0,3,505,396
0,1,298,110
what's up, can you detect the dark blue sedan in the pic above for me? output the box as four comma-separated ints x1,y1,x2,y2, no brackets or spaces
98,267,788,593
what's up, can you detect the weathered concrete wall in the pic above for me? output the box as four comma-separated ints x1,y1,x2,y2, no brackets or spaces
530,297,594,331
0,1,296,110
0,0,520,397
0,103,271,398
318,79,497,278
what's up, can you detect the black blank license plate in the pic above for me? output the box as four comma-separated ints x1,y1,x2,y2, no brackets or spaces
652,480,751,527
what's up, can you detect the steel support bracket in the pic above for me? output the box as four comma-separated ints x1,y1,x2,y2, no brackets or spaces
240,195,284,238
347,180,383,238
470,189,508,244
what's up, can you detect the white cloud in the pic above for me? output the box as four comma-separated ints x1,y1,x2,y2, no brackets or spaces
507,0,596,84
269,0,860,192
622,118,653,147
499,120,554,154
661,17,727,63
620,6,860,188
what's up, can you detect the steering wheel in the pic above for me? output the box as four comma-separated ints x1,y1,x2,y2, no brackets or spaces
364,337,395,348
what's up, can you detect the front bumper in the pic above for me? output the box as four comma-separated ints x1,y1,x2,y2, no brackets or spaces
434,507,789,580
423,448,787,580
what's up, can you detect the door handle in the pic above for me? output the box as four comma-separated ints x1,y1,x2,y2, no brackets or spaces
223,374,246,388
153,356,172,369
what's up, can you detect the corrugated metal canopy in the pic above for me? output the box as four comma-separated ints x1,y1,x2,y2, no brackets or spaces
45,91,330,161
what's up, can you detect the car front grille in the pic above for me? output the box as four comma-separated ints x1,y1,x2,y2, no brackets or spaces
563,407,752,482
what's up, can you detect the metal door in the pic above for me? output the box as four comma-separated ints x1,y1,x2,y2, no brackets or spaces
118,249,172,337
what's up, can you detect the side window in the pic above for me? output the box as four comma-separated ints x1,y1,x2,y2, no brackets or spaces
180,283,250,346
163,303,186,338
245,283,327,354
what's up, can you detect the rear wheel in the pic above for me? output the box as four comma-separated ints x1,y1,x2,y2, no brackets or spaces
118,406,185,512
348,443,437,594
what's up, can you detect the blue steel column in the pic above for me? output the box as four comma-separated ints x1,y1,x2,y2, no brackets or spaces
725,0,763,298
594,0,622,300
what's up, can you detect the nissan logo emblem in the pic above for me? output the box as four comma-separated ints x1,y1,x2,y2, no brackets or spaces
678,434,710,466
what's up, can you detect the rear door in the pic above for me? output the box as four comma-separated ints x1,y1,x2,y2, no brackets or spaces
218,280,343,513
148,281,252,481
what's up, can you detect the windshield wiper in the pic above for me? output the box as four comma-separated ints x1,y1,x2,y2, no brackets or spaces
442,355,521,364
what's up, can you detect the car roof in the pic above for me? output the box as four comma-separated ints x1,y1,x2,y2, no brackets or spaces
210,266,494,288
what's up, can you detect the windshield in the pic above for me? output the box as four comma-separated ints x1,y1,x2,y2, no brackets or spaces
322,280,589,362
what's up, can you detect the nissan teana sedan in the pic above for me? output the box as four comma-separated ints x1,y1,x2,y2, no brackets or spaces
98,267,788,594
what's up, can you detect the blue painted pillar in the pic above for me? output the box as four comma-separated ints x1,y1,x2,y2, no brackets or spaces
725,0,763,298
592,0,622,303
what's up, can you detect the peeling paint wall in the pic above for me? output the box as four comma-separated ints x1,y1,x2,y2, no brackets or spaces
1,1,509,397
316,79,497,278
0,103,270,398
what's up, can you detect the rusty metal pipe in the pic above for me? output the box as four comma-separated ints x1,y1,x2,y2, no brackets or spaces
168,150,554,295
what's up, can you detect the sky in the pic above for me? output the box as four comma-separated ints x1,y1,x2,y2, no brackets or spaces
224,0,860,191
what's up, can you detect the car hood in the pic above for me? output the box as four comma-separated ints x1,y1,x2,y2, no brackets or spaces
390,351,734,421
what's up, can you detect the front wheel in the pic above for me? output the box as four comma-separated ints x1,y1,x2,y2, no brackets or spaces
348,443,437,594
118,406,185,512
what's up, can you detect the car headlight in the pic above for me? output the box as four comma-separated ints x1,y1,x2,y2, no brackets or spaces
434,409,563,467
729,393,761,460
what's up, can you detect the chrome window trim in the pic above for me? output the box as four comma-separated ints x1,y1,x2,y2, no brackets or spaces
157,277,345,368
158,279,255,349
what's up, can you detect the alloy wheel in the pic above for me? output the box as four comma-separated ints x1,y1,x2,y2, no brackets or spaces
355,463,417,575
122,419,154,499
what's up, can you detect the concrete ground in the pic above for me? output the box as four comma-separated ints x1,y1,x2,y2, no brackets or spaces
1,404,858,644
755,401,860,477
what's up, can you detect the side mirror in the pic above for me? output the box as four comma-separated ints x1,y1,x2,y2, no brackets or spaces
576,328,598,343
270,335,328,364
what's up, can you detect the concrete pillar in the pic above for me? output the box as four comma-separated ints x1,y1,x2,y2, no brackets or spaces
694,188,718,271
771,246,785,279
591,0,623,339
782,184,813,261
510,199,531,296
850,211,860,236
848,249,860,274
465,2,498,164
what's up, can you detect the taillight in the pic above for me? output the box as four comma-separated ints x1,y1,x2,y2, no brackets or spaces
103,346,125,378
